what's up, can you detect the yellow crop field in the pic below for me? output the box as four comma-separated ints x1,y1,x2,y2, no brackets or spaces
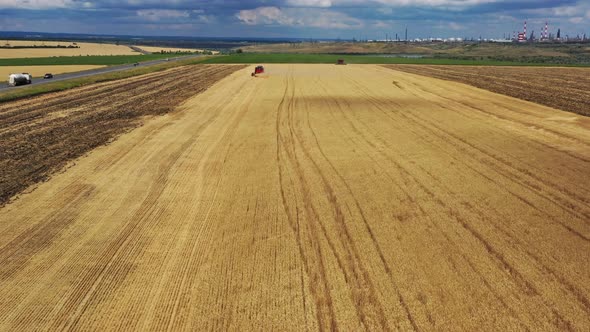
0,64,589,331
0,65,105,80
385,64,590,116
0,40,137,58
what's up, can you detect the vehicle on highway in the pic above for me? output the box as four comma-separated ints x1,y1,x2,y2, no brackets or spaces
23,73,32,84
44,73,54,79
8,73,32,86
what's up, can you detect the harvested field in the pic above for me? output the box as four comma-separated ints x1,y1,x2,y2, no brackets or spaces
0,40,137,58
385,64,590,117
0,65,105,80
0,64,589,331
0,64,244,205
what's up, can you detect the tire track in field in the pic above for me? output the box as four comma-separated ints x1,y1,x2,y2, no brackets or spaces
391,72,590,161
395,74,590,177
384,65,590,117
386,89,590,318
289,74,394,331
339,67,589,328
49,124,206,331
0,66,222,135
276,66,338,331
334,67,551,329
283,67,542,329
322,97,532,329
347,68,590,230
305,74,421,330
388,75,590,231
0,65,245,330
0,68,181,129
49,67,246,328
0,183,94,280
359,69,590,239
0,65,244,206
277,66,398,330
159,76,258,332
1,64,588,331
327,78,509,328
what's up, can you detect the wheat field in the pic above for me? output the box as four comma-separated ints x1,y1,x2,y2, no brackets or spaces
0,64,588,331
0,40,137,58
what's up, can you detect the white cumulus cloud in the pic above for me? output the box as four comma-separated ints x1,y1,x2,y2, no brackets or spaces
0,0,74,9
331,0,498,6
237,7,295,26
448,22,465,30
137,9,190,21
286,0,332,7
236,6,363,29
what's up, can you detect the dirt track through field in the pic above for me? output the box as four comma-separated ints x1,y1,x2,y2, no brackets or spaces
0,64,589,331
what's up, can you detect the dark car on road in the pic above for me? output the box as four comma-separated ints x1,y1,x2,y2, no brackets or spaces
44,73,54,79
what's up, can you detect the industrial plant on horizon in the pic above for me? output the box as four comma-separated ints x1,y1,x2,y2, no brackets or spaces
368,20,587,44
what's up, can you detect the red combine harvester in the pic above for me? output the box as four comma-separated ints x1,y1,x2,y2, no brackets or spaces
252,65,264,76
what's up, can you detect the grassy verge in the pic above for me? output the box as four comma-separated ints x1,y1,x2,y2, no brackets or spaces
202,53,590,66
0,57,211,103
0,53,189,66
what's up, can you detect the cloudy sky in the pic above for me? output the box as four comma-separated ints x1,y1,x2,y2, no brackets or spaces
1,0,589,39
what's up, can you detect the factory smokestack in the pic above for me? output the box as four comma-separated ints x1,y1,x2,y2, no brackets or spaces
544,22,549,40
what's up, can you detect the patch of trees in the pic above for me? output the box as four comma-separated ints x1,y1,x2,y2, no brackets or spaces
157,50,213,55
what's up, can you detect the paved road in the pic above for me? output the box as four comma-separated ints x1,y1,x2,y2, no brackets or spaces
0,54,204,92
